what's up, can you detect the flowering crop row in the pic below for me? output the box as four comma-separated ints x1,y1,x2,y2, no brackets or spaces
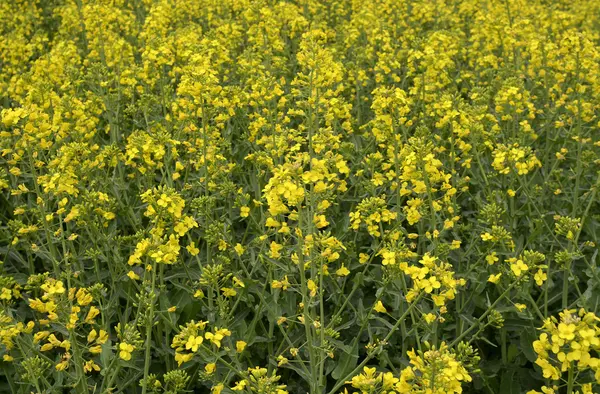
1,0,600,393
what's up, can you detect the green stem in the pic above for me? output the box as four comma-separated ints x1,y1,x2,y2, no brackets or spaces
328,293,423,394
566,362,575,394
296,207,317,393
141,264,157,394
562,260,570,310
101,357,121,393
450,281,518,348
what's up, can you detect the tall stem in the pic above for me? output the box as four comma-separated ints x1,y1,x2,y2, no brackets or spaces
141,264,157,394
566,363,575,394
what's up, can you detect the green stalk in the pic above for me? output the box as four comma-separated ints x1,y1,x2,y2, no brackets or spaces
141,264,157,394
566,363,575,394
100,356,121,393
562,260,570,310
450,281,518,347
296,207,317,393
328,293,424,394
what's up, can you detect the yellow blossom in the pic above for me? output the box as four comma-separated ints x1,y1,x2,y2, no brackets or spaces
374,301,387,314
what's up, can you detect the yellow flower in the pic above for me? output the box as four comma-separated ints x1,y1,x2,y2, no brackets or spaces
205,363,216,375
488,273,502,284
76,289,93,306
232,277,245,288
84,360,101,373
510,259,528,277
212,383,224,394
87,329,98,343
515,304,527,312
119,343,134,361
127,270,140,280
55,359,69,371
374,301,387,314
186,242,200,256
97,330,108,344
381,250,396,266
481,233,493,241
486,252,499,265
424,313,436,324
307,280,317,297
205,328,231,348
272,276,291,291
34,331,50,343
1,287,15,301
234,243,245,256
534,269,547,286
175,352,193,366
557,322,576,340
221,287,237,297
265,217,280,227
236,341,247,353
85,306,100,322
313,214,329,229
269,242,283,259
240,206,250,217
277,355,288,366
336,264,350,277
41,280,65,296
186,335,203,352
89,345,102,354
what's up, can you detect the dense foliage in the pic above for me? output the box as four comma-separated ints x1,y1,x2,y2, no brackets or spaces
1,0,600,393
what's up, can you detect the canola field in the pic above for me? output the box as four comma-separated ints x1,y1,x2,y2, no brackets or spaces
1,0,600,393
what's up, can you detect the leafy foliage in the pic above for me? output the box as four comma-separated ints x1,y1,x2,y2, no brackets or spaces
1,0,600,393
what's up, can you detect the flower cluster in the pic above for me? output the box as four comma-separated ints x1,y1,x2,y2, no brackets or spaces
171,320,209,366
400,253,465,307
530,309,600,392
350,196,397,237
2,0,600,392
347,343,475,394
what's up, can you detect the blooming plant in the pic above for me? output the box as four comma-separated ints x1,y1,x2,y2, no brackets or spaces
1,0,600,393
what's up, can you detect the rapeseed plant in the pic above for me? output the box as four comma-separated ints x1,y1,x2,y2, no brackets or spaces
1,0,600,392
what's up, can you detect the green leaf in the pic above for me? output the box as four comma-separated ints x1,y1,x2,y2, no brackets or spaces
331,341,358,381
500,368,521,394
520,327,538,363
